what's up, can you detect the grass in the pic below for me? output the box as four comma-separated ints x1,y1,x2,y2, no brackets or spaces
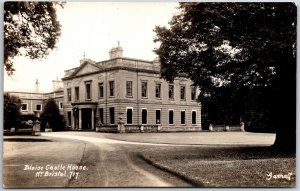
138,146,296,187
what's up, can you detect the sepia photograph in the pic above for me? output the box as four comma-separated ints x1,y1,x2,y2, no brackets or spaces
3,1,296,188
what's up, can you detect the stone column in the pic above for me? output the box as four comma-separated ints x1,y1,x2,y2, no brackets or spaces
91,109,95,130
209,124,213,131
79,108,82,130
72,111,75,130
240,122,245,131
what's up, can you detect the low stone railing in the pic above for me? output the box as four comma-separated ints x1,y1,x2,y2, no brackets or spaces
124,125,160,133
209,122,245,132
95,125,118,133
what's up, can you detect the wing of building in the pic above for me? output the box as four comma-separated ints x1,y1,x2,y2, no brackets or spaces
62,45,202,132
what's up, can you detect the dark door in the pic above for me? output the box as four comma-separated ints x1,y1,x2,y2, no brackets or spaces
82,108,92,129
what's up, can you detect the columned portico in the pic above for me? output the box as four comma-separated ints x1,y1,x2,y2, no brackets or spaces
71,102,97,130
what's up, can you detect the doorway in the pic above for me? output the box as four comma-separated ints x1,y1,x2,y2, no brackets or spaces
82,108,92,129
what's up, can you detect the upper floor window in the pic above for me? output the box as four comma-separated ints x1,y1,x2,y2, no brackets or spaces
180,85,186,100
126,81,133,97
35,104,42,111
109,81,114,97
168,84,174,99
191,86,197,101
85,81,92,100
67,88,71,102
99,82,104,98
21,103,28,111
141,81,148,98
155,83,161,98
75,86,79,101
59,101,63,109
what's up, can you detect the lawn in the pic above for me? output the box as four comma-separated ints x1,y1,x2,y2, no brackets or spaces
138,146,295,187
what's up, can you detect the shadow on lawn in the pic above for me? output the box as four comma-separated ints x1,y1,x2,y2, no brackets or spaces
3,138,52,142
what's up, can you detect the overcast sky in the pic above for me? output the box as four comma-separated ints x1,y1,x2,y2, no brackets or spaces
4,2,178,92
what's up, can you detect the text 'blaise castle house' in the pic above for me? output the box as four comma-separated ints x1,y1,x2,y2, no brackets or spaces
62,45,201,132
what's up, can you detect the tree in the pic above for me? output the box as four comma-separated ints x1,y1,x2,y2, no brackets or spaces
4,1,64,75
4,93,21,130
40,98,65,131
154,3,296,150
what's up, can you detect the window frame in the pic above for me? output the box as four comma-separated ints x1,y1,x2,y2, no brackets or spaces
168,109,174,125
21,103,28,111
126,81,133,97
168,84,174,100
155,83,161,99
75,86,79,101
180,85,186,100
35,104,42,111
109,80,115,97
98,82,104,99
141,108,148,125
67,88,71,102
126,107,133,124
85,81,92,100
192,110,197,125
181,110,186,125
141,81,148,98
191,86,197,101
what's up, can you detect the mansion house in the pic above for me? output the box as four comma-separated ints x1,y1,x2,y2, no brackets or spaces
62,45,201,132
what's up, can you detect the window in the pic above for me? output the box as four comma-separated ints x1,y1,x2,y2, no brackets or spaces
126,81,133,97
191,86,196,100
67,88,71,102
99,108,104,125
75,87,79,101
85,81,91,100
109,81,114,97
21,103,28,111
127,108,133,124
192,111,197,125
168,84,174,99
181,111,186,124
155,83,161,98
67,112,72,126
141,81,147,98
180,85,186,100
156,110,161,124
59,101,63,109
169,110,174,124
142,109,147,124
99,83,104,98
109,107,115,124
35,104,42,111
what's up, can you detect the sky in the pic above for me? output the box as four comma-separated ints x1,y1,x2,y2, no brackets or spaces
4,2,179,92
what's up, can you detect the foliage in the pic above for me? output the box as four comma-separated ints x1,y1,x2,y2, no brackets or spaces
40,98,65,131
154,3,296,148
4,93,21,129
4,1,64,75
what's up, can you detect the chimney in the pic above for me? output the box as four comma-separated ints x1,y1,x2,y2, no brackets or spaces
109,41,123,59
35,79,40,93
52,77,63,91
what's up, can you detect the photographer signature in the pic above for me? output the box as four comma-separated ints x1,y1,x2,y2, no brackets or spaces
266,172,293,181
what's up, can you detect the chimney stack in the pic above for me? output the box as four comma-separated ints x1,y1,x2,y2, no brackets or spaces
35,79,40,93
109,41,123,59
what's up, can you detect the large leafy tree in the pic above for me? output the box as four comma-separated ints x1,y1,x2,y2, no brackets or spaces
154,3,296,150
4,1,64,75
40,98,65,131
4,93,21,130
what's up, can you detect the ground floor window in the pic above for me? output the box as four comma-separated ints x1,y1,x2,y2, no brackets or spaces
169,110,174,125
181,111,185,124
21,103,28,111
127,108,133,124
67,112,72,126
156,109,161,124
109,107,115,124
142,109,147,124
192,110,197,124
99,108,104,125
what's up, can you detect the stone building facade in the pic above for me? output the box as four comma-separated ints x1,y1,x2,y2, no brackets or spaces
62,46,201,132
7,79,64,119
